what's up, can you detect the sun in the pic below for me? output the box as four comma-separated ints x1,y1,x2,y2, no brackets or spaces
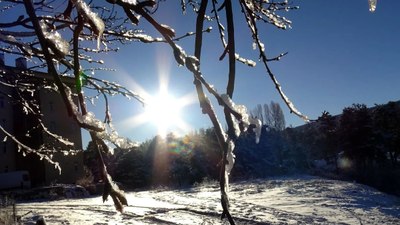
116,74,196,139
117,86,195,139
143,90,186,137
114,48,197,139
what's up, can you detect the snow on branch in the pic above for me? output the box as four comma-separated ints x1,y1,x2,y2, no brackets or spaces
96,123,139,149
64,86,106,132
240,0,309,122
211,0,257,68
72,0,105,50
85,76,146,105
221,94,262,143
0,33,34,57
40,21,70,58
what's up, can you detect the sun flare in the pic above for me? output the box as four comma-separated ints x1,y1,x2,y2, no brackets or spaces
114,50,196,139
144,90,186,137
119,86,194,139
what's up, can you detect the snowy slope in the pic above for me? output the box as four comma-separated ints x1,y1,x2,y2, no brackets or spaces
17,175,400,224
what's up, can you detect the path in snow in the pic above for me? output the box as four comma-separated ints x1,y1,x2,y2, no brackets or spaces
17,175,400,224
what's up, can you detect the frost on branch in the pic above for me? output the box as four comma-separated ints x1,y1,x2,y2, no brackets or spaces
73,0,105,49
242,0,294,30
235,53,256,67
0,33,17,43
253,41,265,53
185,55,200,72
65,86,105,131
120,0,138,6
0,33,33,56
40,21,70,58
97,125,139,149
81,112,106,131
0,125,62,173
65,86,138,149
74,109,137,149
134,33,163,43
221,94,262,143
173,44,187,66
160,24,176,39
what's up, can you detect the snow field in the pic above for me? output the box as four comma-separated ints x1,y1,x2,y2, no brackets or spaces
17,175,400,224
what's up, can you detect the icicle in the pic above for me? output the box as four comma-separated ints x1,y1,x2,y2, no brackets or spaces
368,0,377,12
22,106,28,115
225,140,236,176
249,117,262,143
73,0,105,50
55,162,61,174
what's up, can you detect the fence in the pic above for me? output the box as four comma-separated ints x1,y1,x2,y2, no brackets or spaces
0,194,16,225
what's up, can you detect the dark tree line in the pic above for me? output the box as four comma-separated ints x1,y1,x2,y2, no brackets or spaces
238,101,400,196
83,102,287,189
85,128,221,189
84,100,400,197
283,101,400,196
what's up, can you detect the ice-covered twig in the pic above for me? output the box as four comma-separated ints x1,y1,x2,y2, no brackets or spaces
368,0,377,12
73,0,105,50
240,0,309,122
211,0,256,68
0,125,62,173
221,94,262,143
16,90,75,147
86,76,146,106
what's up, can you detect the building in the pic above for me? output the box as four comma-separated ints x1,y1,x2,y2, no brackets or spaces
0,53,84,186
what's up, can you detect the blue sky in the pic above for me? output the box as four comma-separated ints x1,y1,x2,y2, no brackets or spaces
83,0,400,147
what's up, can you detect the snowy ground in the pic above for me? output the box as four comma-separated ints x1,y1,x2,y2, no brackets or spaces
17,175,400,224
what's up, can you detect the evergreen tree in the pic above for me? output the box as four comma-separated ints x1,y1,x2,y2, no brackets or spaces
373,102,400,167
317,111,339,168
339,104,375,176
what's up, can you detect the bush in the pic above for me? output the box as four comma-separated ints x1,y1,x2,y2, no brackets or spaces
0,195,16,225
76,166,96,194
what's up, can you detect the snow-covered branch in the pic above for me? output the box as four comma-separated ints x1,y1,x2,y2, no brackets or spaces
239,0,309,122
